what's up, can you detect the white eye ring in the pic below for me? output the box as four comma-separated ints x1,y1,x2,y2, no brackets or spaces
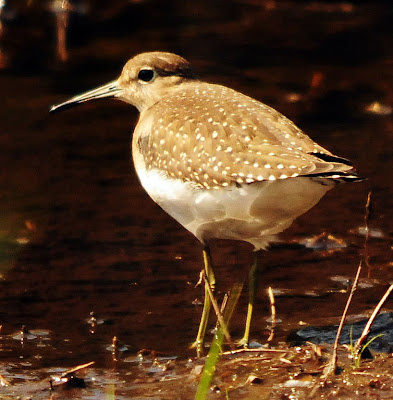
138,69,157,83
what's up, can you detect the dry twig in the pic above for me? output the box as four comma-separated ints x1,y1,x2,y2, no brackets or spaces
266,286,276,343
321,260,363,380
312,191,372,393
200,270,234,349
353,283,393,356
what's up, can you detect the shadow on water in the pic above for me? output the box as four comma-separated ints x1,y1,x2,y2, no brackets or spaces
1,1,393,398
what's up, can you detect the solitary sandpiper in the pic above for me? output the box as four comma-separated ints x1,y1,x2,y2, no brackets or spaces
51,51,358,355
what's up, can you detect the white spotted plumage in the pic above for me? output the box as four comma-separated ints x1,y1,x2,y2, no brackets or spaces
132,80,355,190
50,51,360,352
52,51,358,249
116,52,358,248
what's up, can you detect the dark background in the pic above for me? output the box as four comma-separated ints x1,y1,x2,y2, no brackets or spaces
0,0,392,366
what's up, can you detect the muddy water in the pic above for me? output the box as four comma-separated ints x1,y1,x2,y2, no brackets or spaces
1,1,393,396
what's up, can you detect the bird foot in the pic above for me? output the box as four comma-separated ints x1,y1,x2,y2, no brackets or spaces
236,337,249,348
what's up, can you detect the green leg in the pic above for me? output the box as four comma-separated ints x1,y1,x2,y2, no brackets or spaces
238,251,259,347
190,245,216,357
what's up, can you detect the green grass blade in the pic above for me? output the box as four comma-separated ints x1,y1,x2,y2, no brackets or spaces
194,282,243,400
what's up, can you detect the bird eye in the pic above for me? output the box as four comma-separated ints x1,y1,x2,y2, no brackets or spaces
138,69,156,83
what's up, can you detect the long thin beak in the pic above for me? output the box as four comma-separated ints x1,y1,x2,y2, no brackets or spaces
50,80,122,113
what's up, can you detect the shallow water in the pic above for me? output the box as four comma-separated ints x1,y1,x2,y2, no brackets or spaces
1,1,393,397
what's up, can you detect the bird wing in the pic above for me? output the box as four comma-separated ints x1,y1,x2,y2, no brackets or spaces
137,82,357,188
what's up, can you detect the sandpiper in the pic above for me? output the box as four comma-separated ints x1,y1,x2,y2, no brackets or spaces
51,51,358,355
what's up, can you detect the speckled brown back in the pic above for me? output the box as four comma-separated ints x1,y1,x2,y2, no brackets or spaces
135,81,355,189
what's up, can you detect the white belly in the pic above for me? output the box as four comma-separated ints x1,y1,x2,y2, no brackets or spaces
134,163,333,250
